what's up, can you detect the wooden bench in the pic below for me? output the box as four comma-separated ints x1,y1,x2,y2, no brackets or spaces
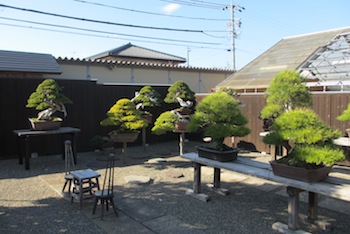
181,152,350,233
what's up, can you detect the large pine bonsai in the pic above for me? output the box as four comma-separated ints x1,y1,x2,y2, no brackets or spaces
26,79,72,121
189,92,250,151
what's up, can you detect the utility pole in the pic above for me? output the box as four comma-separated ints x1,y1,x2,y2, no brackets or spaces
186,47,191,67
225,1,244,71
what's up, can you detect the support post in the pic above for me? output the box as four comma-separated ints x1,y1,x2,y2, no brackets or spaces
308,192,318,220
287,186,303,230
194,162,201,194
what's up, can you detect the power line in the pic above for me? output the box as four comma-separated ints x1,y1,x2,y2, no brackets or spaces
0,16,220,45
0,3,222,34
73,0,228,21
0,22,230,51
160,0,223,10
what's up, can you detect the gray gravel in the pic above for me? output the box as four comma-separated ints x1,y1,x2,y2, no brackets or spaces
1,141,350,233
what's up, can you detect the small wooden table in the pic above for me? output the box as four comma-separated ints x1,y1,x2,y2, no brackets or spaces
13,127,81,170
71,169,100,209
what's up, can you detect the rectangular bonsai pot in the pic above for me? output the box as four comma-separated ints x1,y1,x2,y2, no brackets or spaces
197,146,239,162
270,161,332,183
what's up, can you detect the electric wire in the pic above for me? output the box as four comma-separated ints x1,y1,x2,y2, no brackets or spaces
0,22,230,51
0,3,226,34
0,16,220,45
72,0,228,21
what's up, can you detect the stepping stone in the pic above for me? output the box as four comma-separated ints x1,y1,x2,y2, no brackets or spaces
124,175,151,185
146,158,168,163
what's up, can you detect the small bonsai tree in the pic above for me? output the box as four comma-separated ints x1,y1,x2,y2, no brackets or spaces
260,70,312,129
132,86,162,114
26,79,72,121
189,92,250,151
151,111,180,135
264,108,344,168
100,98,148,134
164,80,195,113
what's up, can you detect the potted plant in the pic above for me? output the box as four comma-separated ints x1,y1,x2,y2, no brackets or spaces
164,80,195,115
337,103,350,137
131,85,162,123
188,92,251,162
151,110,187,134
100,98,148,143
26,79,73,130
89,135,115,154
264,108,344,182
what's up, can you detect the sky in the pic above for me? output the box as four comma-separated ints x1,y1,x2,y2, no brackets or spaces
0,0,349,70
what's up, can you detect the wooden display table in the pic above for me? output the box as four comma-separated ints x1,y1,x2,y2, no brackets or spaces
13,127,81,170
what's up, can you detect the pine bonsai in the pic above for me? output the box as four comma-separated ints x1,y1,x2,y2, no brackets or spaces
100,98,148,134
260,70,312,129
189,92,250,151
26,79,72,121
264,108,344,167
337,104,350,121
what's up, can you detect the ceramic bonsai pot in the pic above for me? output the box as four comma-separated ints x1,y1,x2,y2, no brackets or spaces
270,160,332,183
109,132,139,143
29,118,62,131
175,121,189,131
197,146,239,162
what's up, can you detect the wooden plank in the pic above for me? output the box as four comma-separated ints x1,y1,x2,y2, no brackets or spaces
181,152,350,202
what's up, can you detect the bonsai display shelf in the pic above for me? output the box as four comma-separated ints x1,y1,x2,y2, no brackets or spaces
13,127,81,170
182,152,350,233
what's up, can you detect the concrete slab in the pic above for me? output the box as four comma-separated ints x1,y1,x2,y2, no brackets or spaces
143,215,206,234
92,210,155,234
117,198,164,222
124,175,151,185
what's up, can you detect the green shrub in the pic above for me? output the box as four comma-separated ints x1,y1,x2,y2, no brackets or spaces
100,98,148,134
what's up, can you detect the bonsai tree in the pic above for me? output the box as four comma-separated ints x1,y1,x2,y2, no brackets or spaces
100,98,148,135
264,108,344,168
164,80,195,113
26,79,73,121
132,86,162,111
189,92,250,151
151,111,181,135
260,70,312,129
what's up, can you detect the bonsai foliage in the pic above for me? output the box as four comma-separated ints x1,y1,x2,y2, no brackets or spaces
260,70,311,120
132,86,162,108
26,79,72,120
164,80,195,104
189,92,250,151
337,103,350,121
100,98,148,134
151,111,180,135
264,108,344,166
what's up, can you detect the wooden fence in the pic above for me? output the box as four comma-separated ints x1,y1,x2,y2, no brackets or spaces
1,77,350,159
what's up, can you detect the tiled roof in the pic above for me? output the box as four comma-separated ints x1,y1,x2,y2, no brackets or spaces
86,43,186,63
0,50,62,74
216,26,350,91
56,57,233,73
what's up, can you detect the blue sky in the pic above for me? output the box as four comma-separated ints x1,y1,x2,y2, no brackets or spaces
0,0,349,70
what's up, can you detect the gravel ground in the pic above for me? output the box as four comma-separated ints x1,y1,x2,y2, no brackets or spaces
1,140,350,233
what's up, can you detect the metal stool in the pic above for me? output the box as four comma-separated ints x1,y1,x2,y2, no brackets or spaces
62,140,75,194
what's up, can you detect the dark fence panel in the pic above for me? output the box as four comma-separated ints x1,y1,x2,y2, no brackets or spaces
2,76,350,159
1,78,176,159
